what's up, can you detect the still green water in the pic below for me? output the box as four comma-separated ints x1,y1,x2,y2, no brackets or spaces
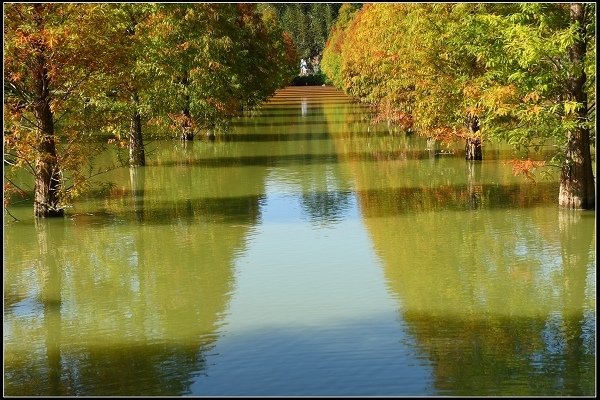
3,86,596,396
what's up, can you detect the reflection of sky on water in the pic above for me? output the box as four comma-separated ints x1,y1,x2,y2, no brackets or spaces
188,173,434,395
226,175,385,329
585,264,596,299
6,296,42,320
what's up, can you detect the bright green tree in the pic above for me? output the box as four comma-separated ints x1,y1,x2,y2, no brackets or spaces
151,4,296,140
466,3,595,209
93,3,165,167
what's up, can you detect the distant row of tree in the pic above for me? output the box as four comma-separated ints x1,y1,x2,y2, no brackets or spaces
321,3,595,209
260,3,343,60
4,3,298,217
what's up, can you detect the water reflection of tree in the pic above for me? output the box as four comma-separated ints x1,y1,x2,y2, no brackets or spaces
323,92,595,395
294,92,354,226
3,151,267,395
300,189,352,225
341,153,594,395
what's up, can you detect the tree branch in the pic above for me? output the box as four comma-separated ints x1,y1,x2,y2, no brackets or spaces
3,206,21,223
587,102,595,114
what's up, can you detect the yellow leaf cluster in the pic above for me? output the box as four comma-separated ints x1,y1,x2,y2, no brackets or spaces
523,91,540,103
482,85,518,115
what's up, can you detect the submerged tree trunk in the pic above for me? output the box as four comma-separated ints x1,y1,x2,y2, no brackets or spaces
465,138,482,161
181,71,194,141
181,106,194,141
33,46,63,218
206,128,215,141
465,115,482,161
559,3,595,209
427,137,440,157
129,91,145,166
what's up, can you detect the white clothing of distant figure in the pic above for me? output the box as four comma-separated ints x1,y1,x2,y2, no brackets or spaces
300,58,308,76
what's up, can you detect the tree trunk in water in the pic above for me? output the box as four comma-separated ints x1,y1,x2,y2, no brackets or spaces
559,4,595,209
33,45,63,218
206,128,215,141
129,91,145,166
427,137,440,157
465,116,482,161
180,71,194,141
465,138,482,161
181,106,194,141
